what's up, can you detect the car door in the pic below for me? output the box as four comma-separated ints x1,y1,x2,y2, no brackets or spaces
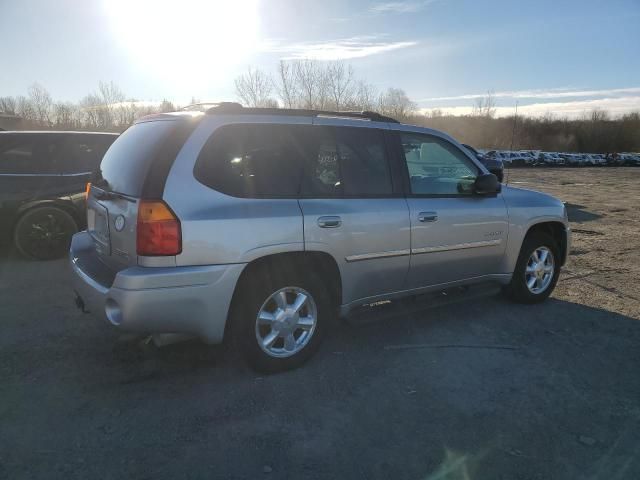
56,134,105,195
298,122,410,306
0,133,56,203
390,129,508,289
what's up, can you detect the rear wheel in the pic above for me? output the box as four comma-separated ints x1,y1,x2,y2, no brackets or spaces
13,207,78,260
504,232,560,304
231,266,333,373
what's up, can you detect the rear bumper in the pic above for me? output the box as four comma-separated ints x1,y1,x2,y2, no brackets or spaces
69,232,244,344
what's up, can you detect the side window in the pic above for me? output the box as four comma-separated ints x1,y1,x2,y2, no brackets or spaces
0,136,61,174
64,136,112,173
301,126,393,197
400,132,478,195
194,124,305,197
0,137,36,174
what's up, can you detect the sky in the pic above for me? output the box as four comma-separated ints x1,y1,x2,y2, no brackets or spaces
1,0,639,118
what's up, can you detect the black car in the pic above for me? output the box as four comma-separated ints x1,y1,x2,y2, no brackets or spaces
462,144,504,182
0,131,118,259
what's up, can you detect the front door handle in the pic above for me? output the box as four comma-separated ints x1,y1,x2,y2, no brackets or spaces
317,216,342,228
418,211,438,222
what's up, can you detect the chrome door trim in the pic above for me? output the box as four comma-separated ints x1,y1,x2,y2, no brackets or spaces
345,249,411,262
411,239,502,255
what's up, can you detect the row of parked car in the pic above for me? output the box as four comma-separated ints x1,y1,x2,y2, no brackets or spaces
481,149,640,167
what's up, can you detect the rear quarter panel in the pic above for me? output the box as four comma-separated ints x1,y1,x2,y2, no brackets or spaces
163,115,310,266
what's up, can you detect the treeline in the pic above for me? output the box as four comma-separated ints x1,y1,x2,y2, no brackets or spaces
233,60,416,119
2,61,639,152
0,82,178,132
413,110,640,153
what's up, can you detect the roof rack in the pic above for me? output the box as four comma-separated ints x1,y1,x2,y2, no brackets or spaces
179,102,239,112
204,103,399,123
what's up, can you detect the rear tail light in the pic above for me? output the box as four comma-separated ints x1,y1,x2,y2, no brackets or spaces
84,182,91,201
136,200,181,256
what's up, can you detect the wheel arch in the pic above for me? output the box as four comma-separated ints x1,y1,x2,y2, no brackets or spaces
224,250,342,341
14,199,83,232
524,221,568,265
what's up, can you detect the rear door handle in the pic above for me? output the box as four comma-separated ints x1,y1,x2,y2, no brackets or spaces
317,216,342,228
418,211,438,222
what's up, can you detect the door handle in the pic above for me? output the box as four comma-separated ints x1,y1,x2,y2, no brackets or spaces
418,212,438,222
317,216,342,228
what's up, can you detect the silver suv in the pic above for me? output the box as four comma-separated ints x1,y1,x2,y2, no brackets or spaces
70,104,571,372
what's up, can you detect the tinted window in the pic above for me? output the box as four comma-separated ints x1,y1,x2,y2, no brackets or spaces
97,121,179,196
194,124,307,197
63,135,117,173
195,124,394,198
400,132,478,195
0,135,63,174
335,127,392,196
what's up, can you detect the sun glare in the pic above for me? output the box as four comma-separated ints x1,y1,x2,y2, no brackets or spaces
103,0,259,90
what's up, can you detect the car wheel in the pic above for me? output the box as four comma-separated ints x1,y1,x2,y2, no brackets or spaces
13,206,78,260
504,231,560,304
231,266,333,373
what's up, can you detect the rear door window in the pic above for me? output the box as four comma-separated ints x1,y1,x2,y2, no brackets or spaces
301,126,393,197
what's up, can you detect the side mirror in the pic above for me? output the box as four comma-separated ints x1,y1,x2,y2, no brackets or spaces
474,173,501,195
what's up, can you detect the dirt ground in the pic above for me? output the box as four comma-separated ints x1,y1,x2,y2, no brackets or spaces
1,167,639,480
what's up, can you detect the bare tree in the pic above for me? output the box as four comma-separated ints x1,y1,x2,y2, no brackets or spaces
472,91,496,118
378,87,416,120
275,60,298,108
294,59,330,110
16,96,36,122
325,62,354,110
53,102,79,129
158,99,176,113
0,96,17,114
234,68,275,107
348,81,379,111
97,81,125,129
28,83,53,126
79,94,101,129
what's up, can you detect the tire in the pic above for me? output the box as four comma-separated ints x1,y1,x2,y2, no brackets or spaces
13,206,78,260
230,265,334,373
504,231,560,304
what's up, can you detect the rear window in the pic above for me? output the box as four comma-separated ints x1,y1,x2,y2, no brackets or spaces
96,121,180,196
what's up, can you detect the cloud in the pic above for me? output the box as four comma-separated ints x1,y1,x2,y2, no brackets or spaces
420,96,640,119
420,87,640,102
370,1,437,14
265,37,418,61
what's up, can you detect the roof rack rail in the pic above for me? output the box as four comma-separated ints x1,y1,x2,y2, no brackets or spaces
204,103,399,123
180,102,242,112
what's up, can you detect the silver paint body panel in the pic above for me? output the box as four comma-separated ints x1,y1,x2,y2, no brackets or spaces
70,112,570,344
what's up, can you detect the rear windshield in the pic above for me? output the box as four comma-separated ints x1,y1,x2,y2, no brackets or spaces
96,120,180,196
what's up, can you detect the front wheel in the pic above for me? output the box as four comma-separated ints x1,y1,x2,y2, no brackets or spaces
504,232,560,304
231,267,333,373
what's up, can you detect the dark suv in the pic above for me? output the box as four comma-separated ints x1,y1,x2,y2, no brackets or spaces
0,131,118,259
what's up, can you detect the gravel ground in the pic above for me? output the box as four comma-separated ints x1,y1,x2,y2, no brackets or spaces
1,167,639,480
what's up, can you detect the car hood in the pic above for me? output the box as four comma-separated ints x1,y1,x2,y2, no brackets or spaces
501,185,565,210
